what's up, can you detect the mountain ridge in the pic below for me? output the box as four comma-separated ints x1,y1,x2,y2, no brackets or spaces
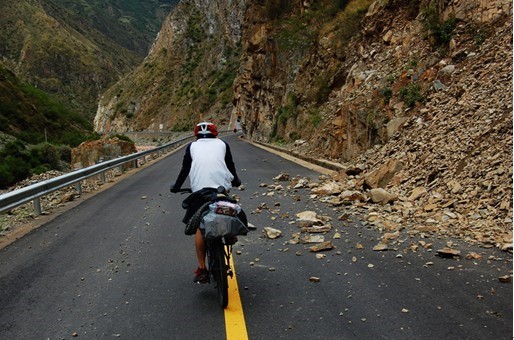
0,0,178,121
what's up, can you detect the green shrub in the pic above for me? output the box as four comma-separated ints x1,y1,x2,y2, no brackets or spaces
310,110,322,127
399,83,424,108
0,165,15,188
32,164,50,175
2,156,31,186
278,106,290,125
381,87,393,103
422,2,457,47
436,18,457,45
0,141,76,188
58,145,72,163
28,143,60,169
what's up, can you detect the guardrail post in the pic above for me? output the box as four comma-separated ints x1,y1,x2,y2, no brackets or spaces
75,182,82,195
34,198,41,216
100,172,106,183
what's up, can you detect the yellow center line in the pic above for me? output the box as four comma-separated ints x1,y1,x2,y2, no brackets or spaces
224,256,248,340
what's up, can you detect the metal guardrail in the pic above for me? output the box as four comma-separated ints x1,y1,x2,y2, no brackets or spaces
0,131,231,216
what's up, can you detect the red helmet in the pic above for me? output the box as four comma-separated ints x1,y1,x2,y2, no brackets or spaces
194,122,218,137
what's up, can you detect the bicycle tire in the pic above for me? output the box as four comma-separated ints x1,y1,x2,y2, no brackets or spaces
185,202,211,235
211,240,229,308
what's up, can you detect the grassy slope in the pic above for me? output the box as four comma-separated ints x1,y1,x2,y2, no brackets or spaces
49,0,180,56
1,0,144,118
0,64,92,146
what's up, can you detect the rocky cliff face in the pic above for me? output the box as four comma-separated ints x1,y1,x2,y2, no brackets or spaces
95,1,511,153
233,0,512,161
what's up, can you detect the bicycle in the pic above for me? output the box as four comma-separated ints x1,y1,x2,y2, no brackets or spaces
176,187,249,308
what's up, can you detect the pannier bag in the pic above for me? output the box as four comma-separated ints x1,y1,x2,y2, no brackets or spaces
200,202,249,239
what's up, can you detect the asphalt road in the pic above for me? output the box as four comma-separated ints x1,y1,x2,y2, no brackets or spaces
0,134,511,339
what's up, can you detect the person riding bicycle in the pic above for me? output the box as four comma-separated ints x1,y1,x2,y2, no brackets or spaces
170,122,241,284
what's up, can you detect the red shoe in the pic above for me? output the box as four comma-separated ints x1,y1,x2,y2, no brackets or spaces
193,267,210,284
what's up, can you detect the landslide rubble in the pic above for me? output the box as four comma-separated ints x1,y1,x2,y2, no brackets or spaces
280,6,513,253
315,17,514,252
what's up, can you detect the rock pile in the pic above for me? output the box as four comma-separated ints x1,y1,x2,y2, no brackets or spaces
260,164,511,258
316,17,513,251
280,5,513,252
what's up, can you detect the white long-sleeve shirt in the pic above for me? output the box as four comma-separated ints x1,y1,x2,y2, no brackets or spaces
173,137,238,192
189,139,234,192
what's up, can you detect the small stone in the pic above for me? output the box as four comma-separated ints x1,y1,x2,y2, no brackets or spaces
309,276,320,282
499,275,512,283
264,227,282,239
309,241,334,252
436,248,461,258
373,243,388,251
274,173,290,181
301,235,325,244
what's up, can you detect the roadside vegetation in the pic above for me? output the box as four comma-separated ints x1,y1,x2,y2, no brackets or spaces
0,66,98,189
422,1,458,48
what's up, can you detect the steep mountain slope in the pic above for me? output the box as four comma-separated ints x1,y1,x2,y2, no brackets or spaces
233,0,512,160
48,0,179,57
309,15,513,250
231,0,512,248
95,0,245,133
0,63,92,145
0,0,177,120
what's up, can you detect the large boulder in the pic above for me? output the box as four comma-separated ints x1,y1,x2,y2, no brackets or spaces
71,137,137,170
364,159,403,189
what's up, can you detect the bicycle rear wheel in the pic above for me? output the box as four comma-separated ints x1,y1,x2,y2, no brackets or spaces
185,202,210,235
211,240,229,308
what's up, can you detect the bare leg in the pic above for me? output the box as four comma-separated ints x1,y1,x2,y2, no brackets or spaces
195,228,206,269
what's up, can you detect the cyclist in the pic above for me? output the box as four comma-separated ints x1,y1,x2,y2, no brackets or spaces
170,122,241,283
